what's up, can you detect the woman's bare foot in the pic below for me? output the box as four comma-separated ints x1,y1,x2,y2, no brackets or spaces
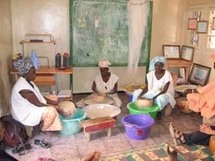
166,144,178,161
83,151,100,161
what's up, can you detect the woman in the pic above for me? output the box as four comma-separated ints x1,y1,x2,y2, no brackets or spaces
91,60,122,107
138,56,176,116
169,122,215,146
11,57,62,131
76,60,122,108
185,78,215,120
168,63,215,146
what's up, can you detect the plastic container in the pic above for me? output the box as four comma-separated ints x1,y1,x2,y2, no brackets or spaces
63,53,70,69
31,50,40,69
59,109,86,136
127,102,159,119
122,114,154,140
55,53,61,68
127,93,133,102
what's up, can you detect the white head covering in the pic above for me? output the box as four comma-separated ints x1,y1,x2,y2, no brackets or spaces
98,60,111,68
149,56,166,71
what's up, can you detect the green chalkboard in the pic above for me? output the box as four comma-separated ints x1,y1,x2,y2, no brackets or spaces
70,0,152,67
71,0,128,67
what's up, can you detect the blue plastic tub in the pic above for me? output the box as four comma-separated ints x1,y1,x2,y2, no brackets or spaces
59,109,86,136
122,114,154,140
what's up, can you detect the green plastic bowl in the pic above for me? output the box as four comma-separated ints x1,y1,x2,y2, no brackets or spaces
127,102,159,119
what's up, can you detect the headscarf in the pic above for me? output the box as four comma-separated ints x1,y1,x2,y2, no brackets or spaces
98,60,111,68
13,57,34,76
149,56,166,71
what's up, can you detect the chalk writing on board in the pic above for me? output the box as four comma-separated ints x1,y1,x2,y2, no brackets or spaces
72,1,129,67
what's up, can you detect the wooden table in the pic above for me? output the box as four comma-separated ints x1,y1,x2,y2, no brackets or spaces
167,60,192,82
10,66,73,91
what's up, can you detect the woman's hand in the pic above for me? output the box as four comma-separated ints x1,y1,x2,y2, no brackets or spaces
184,89,197,94
199,124,215,135
45,94,59,106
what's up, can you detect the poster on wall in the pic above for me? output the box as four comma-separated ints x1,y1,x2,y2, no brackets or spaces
197,21,208,33
188,18,197,30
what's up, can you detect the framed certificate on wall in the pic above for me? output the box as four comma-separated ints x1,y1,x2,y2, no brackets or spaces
181,45,194,62
197,21,208,33
188,18,197,30
162,45,180,59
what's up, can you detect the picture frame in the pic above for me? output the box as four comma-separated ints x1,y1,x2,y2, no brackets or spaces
181,45,195,62
197,21,208,33
162,45,180,59
188,63,211,86
188,18,197,30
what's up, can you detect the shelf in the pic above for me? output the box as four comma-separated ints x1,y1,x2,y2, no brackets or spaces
20,40,56,45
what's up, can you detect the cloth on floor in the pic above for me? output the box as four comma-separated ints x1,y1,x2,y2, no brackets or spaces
100,144,212,161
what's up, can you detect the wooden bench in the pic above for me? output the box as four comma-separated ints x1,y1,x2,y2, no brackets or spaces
80,116,116,141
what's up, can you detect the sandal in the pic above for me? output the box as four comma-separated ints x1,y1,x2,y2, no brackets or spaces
169,122,185,145
34,139,51,149
12,143,31,155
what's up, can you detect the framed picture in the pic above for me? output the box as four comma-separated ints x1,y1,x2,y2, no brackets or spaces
188,18,197,30
181,45,195,62
212,17,215,30
197,21,208,33
188,63,211,86
162,45,180,59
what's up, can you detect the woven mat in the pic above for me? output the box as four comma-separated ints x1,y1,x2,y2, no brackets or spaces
101,144,214,161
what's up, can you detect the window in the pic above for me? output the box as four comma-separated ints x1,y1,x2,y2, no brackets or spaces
186,4,215,53
187,9,203,46
207,8,215,49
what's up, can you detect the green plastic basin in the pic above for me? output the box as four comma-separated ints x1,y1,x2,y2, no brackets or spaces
127,102,160,119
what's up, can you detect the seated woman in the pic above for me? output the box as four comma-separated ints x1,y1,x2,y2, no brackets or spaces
138,56,176,117
91,60,122,107
169,122,215,146
169,63,215,146
76,60,122,108
11,57,62,132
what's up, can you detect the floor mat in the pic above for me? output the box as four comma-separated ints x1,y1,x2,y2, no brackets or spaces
101,144,214,161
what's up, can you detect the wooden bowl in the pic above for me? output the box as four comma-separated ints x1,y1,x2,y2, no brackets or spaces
176,97,193,113
136,98,153,110
83,104,121,119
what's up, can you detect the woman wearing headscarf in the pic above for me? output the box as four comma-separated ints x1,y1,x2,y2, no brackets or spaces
139,56,176,117
91,60,122,107
11,57,62,131
76,60,122,108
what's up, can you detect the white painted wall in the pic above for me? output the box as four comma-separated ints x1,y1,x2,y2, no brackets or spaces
8,0,214,95
0,0,13,115
11,0,70,91
185,0,215,81
73,67,146,93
